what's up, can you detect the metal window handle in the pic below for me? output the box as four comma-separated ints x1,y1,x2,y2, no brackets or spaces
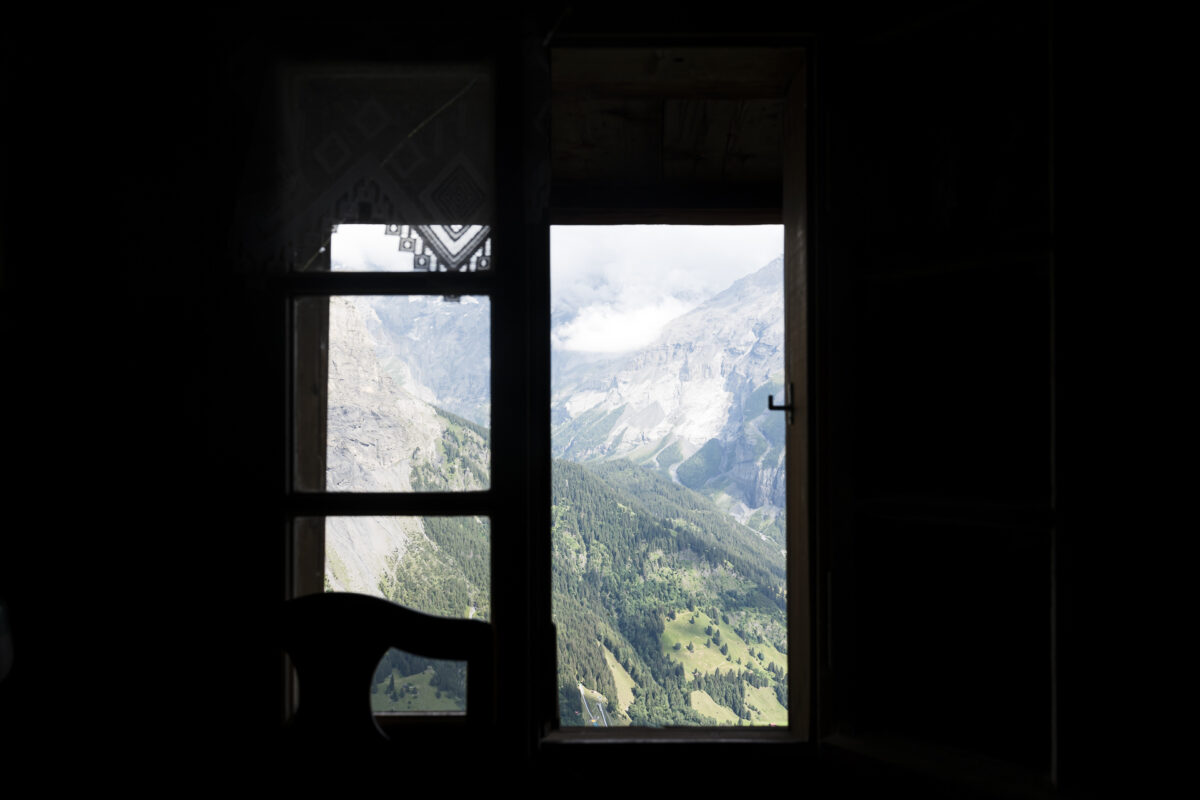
767,382,795,424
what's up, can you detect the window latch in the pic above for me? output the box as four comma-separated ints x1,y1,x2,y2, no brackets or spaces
767,382,794,425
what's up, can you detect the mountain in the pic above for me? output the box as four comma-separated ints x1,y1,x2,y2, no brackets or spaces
363,294,491,428
552,459,788,726
324,295,491,711
324,295,490,610
321,256,790,724
551,256,786,544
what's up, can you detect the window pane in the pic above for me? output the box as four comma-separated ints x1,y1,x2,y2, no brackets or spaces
550,225,788,727
293,515,488,715
323,516,490,620
284,63,494,272
292,295,491,492
332,223,492,273
371,648,468,714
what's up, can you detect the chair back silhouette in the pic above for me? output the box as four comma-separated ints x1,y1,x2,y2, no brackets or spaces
280,592,494,747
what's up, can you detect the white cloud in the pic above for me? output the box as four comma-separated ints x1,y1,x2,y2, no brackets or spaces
330,224,411,271
552,296,696,353
551,225,782,352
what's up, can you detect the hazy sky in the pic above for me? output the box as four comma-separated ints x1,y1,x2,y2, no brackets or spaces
552,225,782,352
330,223,783,354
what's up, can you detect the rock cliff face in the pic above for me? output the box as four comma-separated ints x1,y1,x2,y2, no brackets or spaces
323,295,489,610
327,296,448,493
366,295,490,428
551,257,786,534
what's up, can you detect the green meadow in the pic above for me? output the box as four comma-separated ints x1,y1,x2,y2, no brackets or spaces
661,608,788,725
370,666,465,713
662,610,788,679
600,642,637,718
689,690,740,724
744,683,788,726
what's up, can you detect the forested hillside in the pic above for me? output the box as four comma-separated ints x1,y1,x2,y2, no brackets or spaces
553,459,788,726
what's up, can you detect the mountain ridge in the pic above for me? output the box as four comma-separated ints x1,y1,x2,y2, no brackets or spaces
551,255,786,531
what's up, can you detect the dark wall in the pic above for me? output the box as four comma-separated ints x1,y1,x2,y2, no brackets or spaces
0,18,283,772
819,0,1055,766
814,5,1128,797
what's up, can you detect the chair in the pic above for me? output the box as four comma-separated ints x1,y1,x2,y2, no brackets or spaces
280,592,494,748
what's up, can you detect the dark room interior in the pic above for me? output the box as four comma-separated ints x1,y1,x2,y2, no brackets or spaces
1,3,1144,795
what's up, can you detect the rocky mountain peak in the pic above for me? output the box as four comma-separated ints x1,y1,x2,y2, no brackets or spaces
551,256,787,534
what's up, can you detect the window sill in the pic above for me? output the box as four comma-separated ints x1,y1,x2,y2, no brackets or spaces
540,726,806,746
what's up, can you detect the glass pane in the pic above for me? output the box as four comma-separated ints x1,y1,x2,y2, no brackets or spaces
550,226,788,727
323,516,490,619
294,515,488,715
371,649,467,714
332,223,492,272
284,63,494,272
293,295,491,492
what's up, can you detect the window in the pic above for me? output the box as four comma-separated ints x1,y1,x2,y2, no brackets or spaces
550,224,790,728
544,47,811,742
280,42,811,745
281,60,504,724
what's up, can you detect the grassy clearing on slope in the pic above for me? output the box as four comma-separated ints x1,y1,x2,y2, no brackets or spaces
558,405,626,458
731,630,788,679
690,690,739,725
600,643,636,720
664,609,789,725
677,438,725,490
325,547,349,589
662,611,730,675
621,434,672,466
662,609,787,682
744,683,788,727
370,666,465,713
656,439,685,471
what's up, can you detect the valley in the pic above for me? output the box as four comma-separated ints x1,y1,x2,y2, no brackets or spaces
322,243,787,725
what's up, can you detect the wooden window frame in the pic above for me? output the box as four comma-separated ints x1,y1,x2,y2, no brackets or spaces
279,34,819,757
538,43,815,749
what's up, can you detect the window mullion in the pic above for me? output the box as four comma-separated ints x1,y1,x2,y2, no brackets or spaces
286,491,493,518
